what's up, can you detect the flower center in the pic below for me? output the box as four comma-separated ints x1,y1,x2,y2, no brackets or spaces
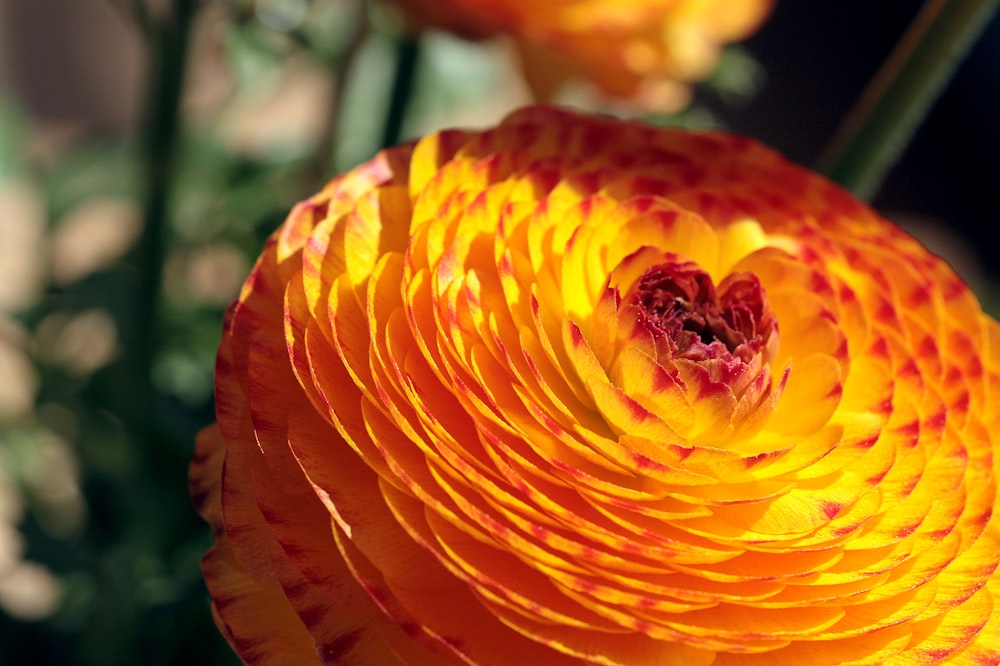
631,261,776,364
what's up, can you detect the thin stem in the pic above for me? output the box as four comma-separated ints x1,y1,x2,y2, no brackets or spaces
126,0,197,437
817,0,999,200
308,0,368,189
380,36,421,150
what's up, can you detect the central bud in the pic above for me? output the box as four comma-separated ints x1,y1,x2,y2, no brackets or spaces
631,261,775,364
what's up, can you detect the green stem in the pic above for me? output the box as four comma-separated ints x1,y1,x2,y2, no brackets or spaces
380,36,421,150
128,0,196,436
818,0,999,200
308,0,368,189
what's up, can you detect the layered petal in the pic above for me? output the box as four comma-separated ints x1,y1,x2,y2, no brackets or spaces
193,106,1000,665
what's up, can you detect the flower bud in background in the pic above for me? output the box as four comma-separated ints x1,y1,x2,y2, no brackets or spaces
192,106,1000,664
388,0,774,111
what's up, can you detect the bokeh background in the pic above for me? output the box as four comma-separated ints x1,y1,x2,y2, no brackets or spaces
0,1,996,664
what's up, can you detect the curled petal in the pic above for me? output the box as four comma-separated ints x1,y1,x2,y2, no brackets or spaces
193,107,1000,665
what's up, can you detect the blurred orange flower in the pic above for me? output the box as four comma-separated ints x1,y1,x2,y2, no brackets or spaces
191,106,1000,664
390,0,773,110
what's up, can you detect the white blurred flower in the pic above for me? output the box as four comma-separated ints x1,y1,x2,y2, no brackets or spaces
34,309,118,376
0,561,63,621
0,180,46,312
0,440,64,621
51,197,141,286
166,242,249,307
0,320,36,423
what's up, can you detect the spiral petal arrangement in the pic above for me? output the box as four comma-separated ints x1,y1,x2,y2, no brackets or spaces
191,106,1000,665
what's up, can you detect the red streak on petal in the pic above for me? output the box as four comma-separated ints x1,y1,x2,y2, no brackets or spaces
698,379,730,401
763,192,796,216
895,522,920,539
875,397,894,415
511,123,539,147
838,283,859,304
822,502,844,520
833,338,850,362
901,478,920,497
833,521,865,536
868,337,890,361
929,526,955,540
582,125,613,151
894,419,920,439
696,191,722,212
652,367,679,393
580,172,606,194
634,619,654,635
924,649,953,661
907,284,933,309
629,450,667,472
668,444,696,461
925,410,947,432
917,335,939,359
742,452,772,469
974,507,993,528
440,636,465,651
798,245,822,264
833,523,862,537
540,412,566,436
565,225,582,252
871,269,892,292
843,246,862,264
875,301,898,324
856,435,879,450
898,358,921,380
621,540,644,555
399,622,422,638
499,253,514,277
810,271,834,296
633,195,658,215
532,169,561,193
866,469,889,485
944,276,968,301
626,395,653,422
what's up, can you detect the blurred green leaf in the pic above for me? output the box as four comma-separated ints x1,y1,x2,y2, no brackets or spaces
705,45,765,106
0,95,28,180
334,31,396,170
44,142,141,221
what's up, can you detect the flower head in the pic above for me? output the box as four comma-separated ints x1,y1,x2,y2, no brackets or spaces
389,0,773,110
191,106,1000,664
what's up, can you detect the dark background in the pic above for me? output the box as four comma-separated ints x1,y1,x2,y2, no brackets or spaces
0,1,996,664
736,1,1000,296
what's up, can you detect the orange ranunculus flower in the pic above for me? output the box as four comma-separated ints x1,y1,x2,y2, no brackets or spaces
191,106,1000,665
389,0,773,110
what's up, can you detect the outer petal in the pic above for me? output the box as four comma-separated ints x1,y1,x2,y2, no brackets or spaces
194,106,1000,666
